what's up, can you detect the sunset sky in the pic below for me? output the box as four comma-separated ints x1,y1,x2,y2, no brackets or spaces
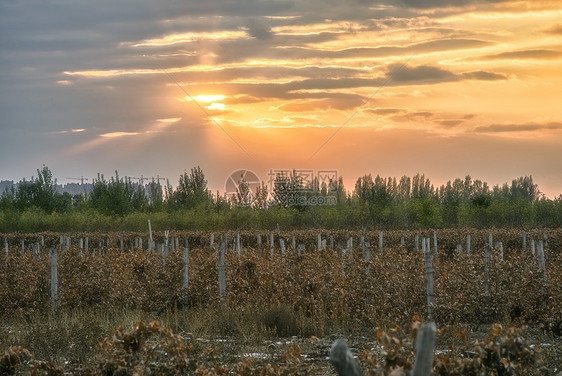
1,0,561,198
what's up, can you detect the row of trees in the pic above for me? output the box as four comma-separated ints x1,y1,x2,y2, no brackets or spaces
1,166,561,229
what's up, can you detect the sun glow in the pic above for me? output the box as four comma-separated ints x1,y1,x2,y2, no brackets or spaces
193,95,225,102
205,103,225,110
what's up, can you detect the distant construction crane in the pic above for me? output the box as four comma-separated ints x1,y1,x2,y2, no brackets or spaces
66,176,89,185
129,175,147,185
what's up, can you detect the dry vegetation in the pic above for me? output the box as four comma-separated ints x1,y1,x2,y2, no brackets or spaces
0,229,561,374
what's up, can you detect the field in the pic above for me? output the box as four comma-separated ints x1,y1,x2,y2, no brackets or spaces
1,228,561,374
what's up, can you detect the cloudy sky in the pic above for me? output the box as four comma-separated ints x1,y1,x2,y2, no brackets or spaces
1,0,561,197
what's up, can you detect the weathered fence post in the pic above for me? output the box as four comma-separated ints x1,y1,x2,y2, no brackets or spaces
329,338,363,376
280,238,285,258
378,231,383,253
257,233,262,246
466,234,471,255
537,240,546,272
488,232,493,248
330,235,334,250
531,239,536,256
415,234,419,251
270,233,274,256
85,236,89,253
210,233,215,249
49,248,58,312
423,243,434,319
522,231,526,251
292,235,296,249
148,219,154,251
236,232,241,256
412,322,436,376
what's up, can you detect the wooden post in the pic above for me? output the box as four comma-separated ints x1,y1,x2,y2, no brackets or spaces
424,245,434,319
218,236,226,297
537,240,545,271
362,240,370,261
522,231,526,251
210,233,215,249
49,248,58,312
270,233,274,256
466,234,471,256
329,338,363,376
412,322,436,376
280,238,285,258
148,219,154,251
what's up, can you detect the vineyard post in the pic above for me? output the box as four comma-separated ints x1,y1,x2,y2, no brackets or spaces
466,234,471,256
292,236,296,249
67,236,71,251
139,237,143,249
183,237,189,310
543,233,548,249
79,238,83,256
280,238,285,258
210,233,215,249
298,244,304,256
456,244,462,253
317,234,322,251
537,240,545,272
218,235,226,298
270,233,274,256
360,236,364,252
85,236,88,253
148,219,154,251
257,233,261,246
401,236,405,246
488,232,493,248
21,238,25,253
329,338,363,376
33,242,39,255
422,237,426,253
423,242,434,319
522,231,526,251
412,322,436,376
379,231,383,253
40,236,44,247
49,248,58,312
433,231,437,257
426,238,430,255
59,236,64,251
362,239,370,261
415,234,419,250
330,235,334,250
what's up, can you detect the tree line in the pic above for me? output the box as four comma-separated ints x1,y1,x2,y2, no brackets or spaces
0,166,560,231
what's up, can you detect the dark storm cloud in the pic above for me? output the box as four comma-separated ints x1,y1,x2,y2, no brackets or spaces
475,122,562,133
